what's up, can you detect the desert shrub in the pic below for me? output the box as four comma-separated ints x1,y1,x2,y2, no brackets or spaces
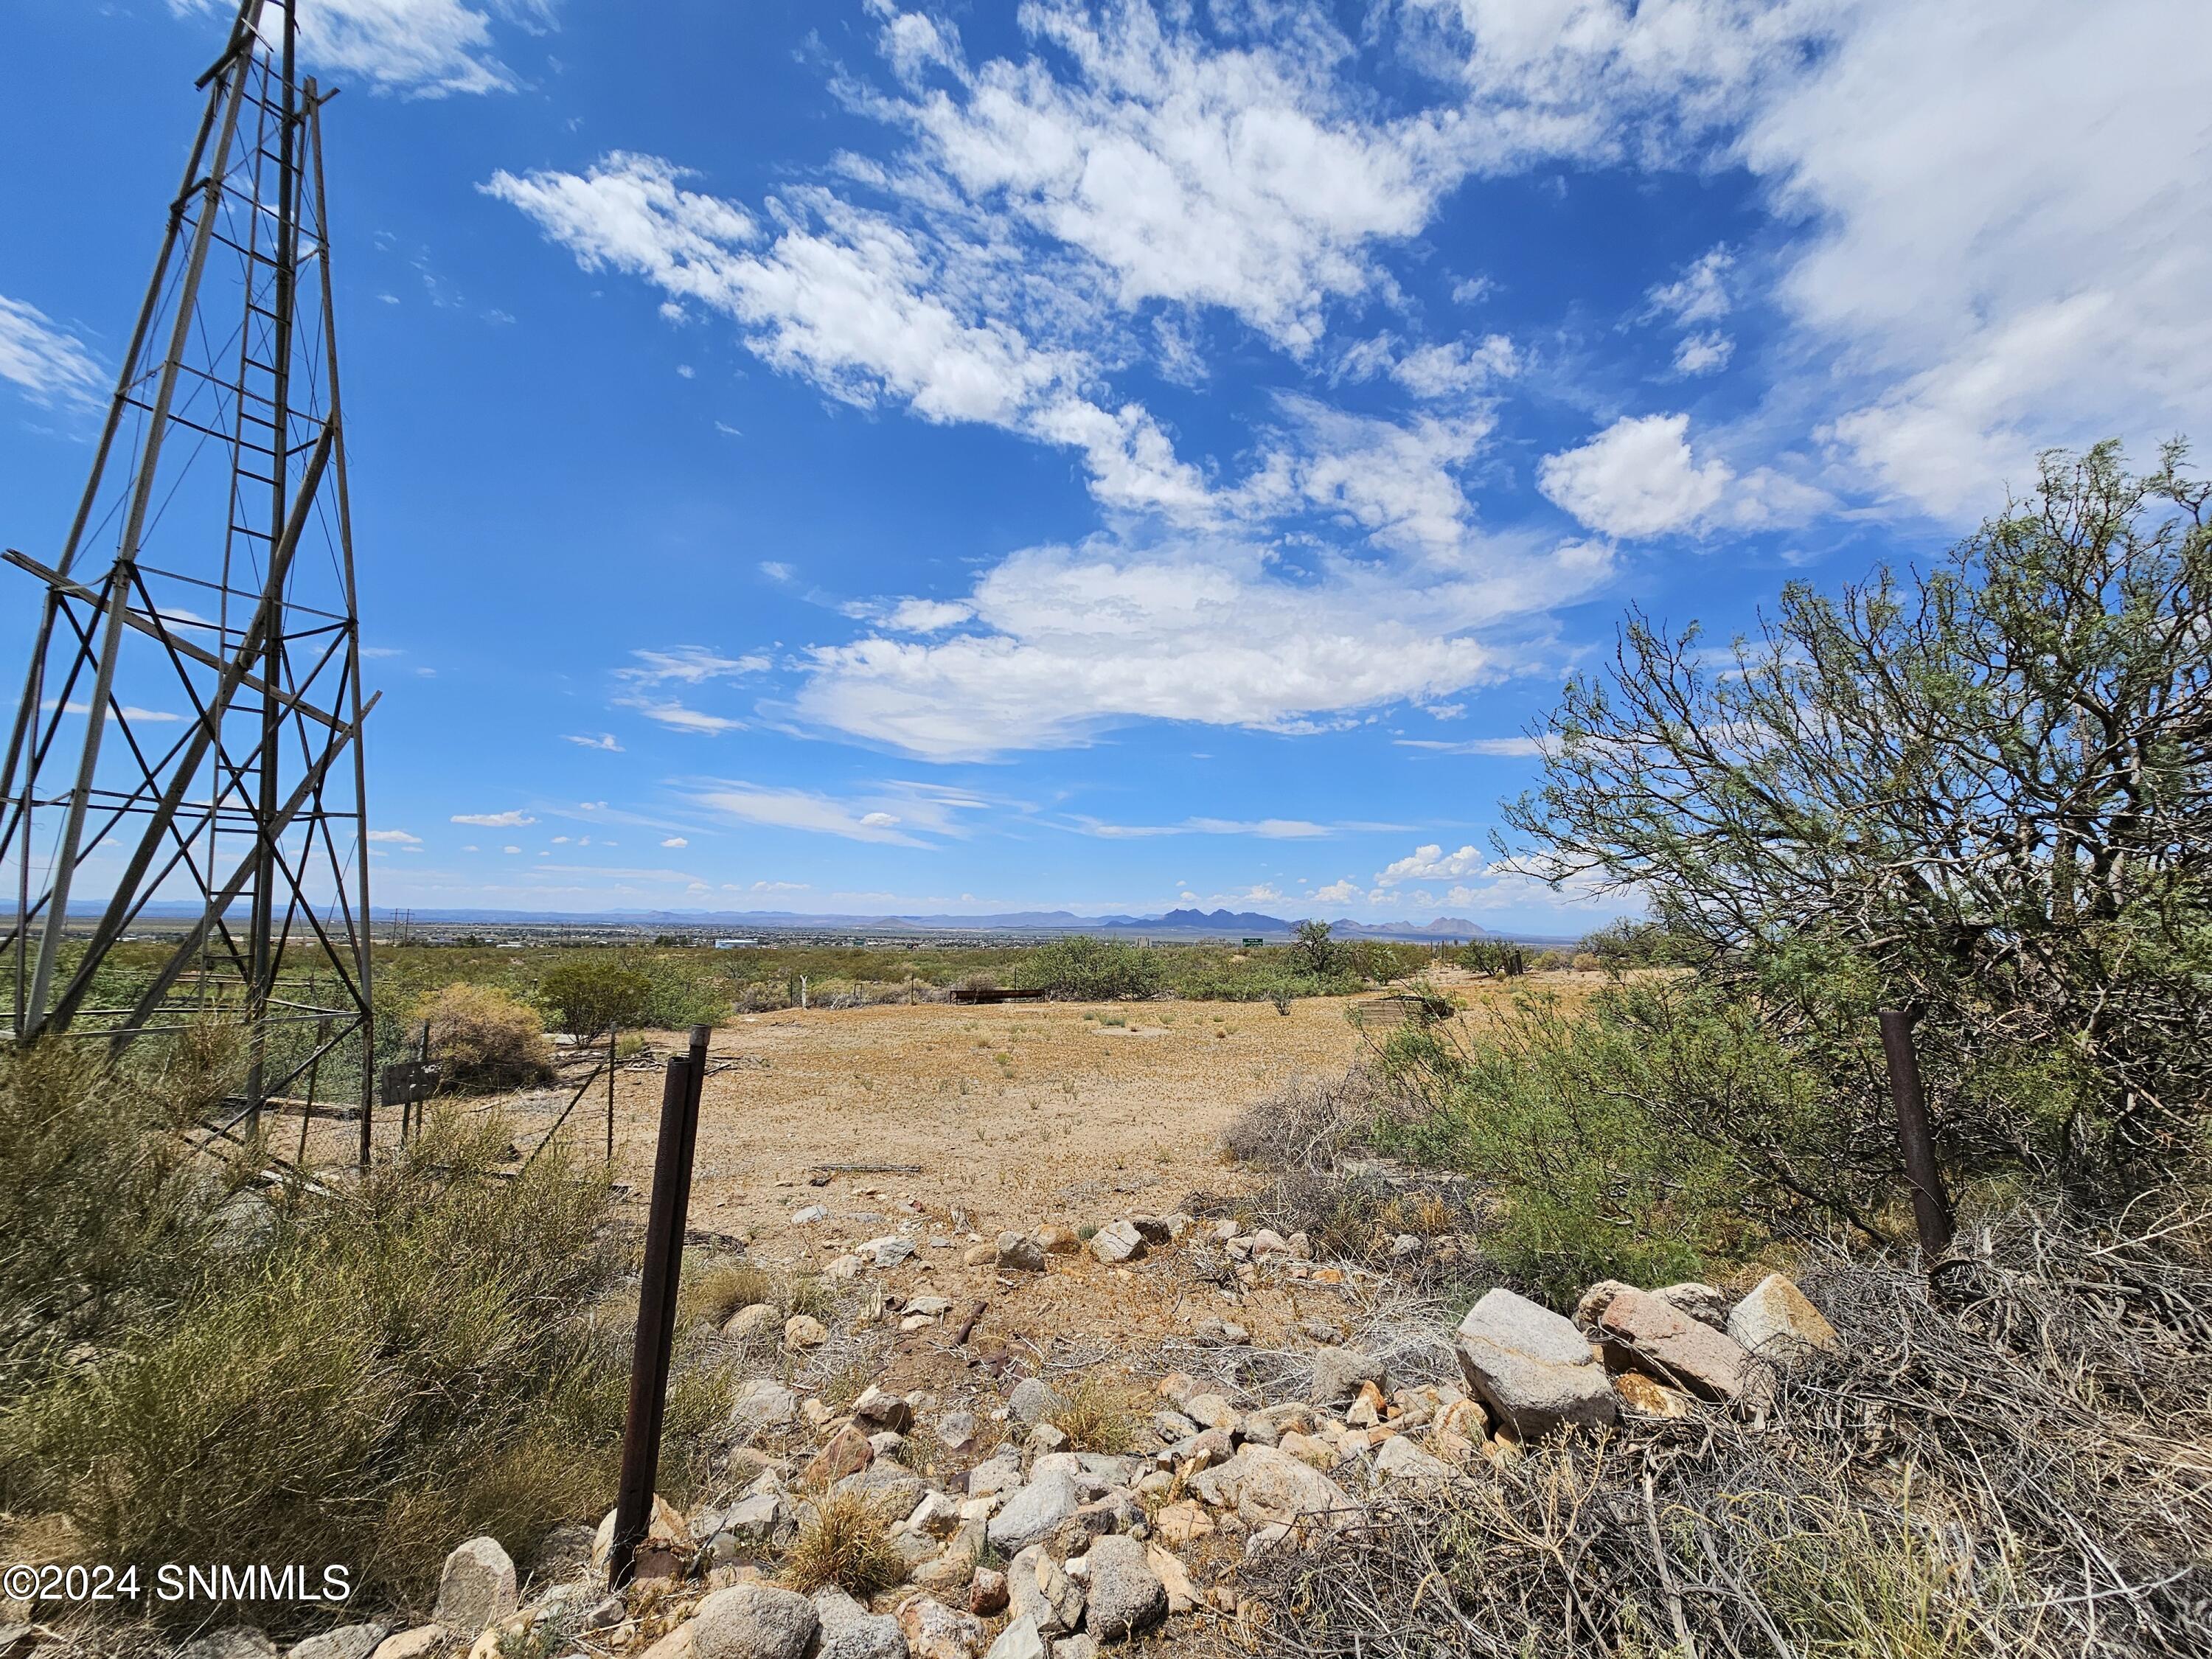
1222,1069,1385,1172
416,982,552,1092
1509,442,2212,1190
622,952,726,1029
0,1040,234,1389
1576,917,1705,970
0,1110,634,1632
1029,935,1164,1001
781,1489,904,1595
1368,985,1780,1304
536,956,653,1036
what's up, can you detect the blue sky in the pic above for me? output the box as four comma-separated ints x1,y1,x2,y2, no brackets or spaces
4,0,2209,928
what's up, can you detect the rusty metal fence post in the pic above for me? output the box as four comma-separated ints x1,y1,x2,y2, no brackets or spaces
1877,1008,1955,1260
608,1025,709,1588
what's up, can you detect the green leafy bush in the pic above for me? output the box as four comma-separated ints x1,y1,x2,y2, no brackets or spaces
536,956,653,1035
1028,936,1164,1001
1368,984,1803,1304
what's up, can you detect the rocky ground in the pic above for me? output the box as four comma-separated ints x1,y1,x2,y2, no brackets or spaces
125,1203,1840,1659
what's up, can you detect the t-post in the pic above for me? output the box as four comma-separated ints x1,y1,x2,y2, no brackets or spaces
607,1024,709,1587
1877,1007,1955,1259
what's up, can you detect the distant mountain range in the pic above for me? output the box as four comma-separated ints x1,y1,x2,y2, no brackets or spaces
94,901,1523,943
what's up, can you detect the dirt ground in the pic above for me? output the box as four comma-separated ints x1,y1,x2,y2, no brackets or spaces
489,973,1579,1405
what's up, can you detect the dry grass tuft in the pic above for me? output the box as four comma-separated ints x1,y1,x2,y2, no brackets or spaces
1049,1371,1150,1454
780,1489,904,1596
679,1261,777,1329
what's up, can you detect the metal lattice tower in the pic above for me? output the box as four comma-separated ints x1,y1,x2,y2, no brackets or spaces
1,0,376,1142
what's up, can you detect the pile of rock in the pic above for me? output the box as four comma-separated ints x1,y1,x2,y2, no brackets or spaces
1454,1272,1841,1438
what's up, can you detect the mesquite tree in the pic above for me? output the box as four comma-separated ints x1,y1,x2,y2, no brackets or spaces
1509,442,2212,1178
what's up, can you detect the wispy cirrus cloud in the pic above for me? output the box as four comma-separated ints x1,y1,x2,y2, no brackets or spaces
0,296,102,409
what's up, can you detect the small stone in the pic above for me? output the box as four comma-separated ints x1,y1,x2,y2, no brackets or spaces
1597,1288,1754,1402
969,1567,1009,1615
1373,1435,1454,1481
367,1633,445,1659
988,1469,1082,1553
1310,1346,1382,1404
1653,1281,1731,1329
793,1205,830,1225
785,1314,829,1349
908,1295,955,1318
967,1452,1024,1495
1009,1376,1065,1424
897,1597,987,1659
984,1618,1046,1659
1152,1500,1213,1547
1052,1639,1099,1659
997,1232,1047,1272
1008,1545,1085,1638
1182,1393,1239,1433
854,1385,916,1433
804,1423,875,1485
1613,1370,1691,1418
821,1616,909,1659
732,1377,800,1427
723,1303,781,1341
692,1582,821,1659
432,1537,517,1637
1726,1273,1841,1363
1455,1287,1615,1439
1083,1535,1167,1641
287,1624,388,1659
810,1586,868,1640
1089,1220,1147,1264
1276,1430,1334,1470
178,1632,276,1659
